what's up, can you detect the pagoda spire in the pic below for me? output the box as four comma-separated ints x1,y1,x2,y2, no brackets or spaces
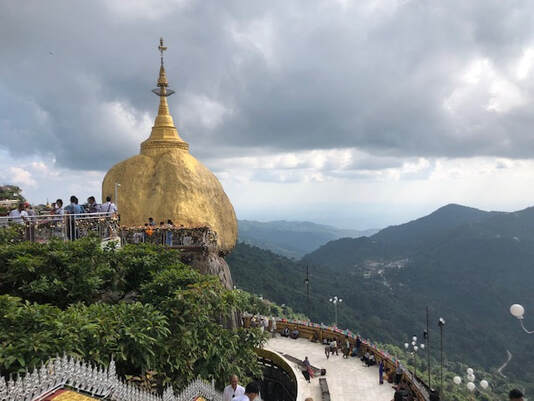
141,38,189,154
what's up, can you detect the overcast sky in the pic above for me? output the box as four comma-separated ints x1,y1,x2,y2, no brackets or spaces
2,0,534,229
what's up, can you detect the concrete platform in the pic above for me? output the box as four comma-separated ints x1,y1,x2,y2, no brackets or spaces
265,337,395,401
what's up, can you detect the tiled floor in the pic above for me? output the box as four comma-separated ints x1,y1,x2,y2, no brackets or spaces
265,337,394,401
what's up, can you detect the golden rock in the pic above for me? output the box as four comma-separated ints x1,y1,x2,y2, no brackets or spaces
102,40,237,252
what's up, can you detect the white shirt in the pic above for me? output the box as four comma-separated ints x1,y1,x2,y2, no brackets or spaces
223,385,245,401
100,202,118,215
9,209,28,224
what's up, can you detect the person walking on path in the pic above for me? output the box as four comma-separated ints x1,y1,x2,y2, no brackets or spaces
379,360,384,384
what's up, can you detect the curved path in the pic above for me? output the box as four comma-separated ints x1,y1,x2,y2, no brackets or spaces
265,337,395,401
497,350,512,378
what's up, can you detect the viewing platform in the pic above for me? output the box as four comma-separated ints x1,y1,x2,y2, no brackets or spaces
250,318,431,401
265,337,394,401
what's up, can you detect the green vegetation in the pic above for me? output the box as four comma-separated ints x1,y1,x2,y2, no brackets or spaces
228,210,533,401
0,237,266,391
0,185,25,215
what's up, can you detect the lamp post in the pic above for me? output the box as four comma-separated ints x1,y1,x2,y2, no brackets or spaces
425,306,432,390
114,183,121,208
509,304,534,333
304,265,310,318
453,368,490,400
329,296,342,327
438,317,445,397
404,336,425,379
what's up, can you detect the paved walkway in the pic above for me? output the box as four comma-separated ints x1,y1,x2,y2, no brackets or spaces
265,337,395,401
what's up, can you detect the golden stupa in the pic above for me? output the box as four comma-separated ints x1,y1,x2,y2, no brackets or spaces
102,39,237,252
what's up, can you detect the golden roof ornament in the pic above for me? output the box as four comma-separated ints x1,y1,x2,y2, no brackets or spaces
142,37,188,152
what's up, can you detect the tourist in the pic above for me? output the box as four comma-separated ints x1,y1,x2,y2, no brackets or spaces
379,360,384,384
354,335,362,356
343,336,350,358
100,196,118,216
223,375,245,401
8,203,28,224
234,382,259,401
329,338,338,356
368,353,375,366
55,199,64,216
148,217,155,226
165,220,174,246
509,389,524,401
86,196,100,213
65,196,84,214
362,351,370,366
65,196,83,240
394,361,403,385
393,382,409,401
324,342,330,359
25,203,36,220
303,356,314,381
290,328,300,339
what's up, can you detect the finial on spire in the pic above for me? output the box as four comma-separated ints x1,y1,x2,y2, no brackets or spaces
158,37,167,66
152,37,175,97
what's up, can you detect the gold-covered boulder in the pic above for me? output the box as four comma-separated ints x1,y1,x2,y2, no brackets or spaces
102,39,237,252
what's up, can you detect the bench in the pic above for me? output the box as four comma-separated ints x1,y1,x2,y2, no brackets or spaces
319,378,331,401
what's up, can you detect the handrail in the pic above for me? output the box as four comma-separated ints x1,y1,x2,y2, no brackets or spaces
260,318,430,401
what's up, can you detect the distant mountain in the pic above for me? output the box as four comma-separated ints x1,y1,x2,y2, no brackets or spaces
229,204,534,394
238,219,378,258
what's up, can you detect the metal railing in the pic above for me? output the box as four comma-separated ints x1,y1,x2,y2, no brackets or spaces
0,213,120,242
0,214,219,251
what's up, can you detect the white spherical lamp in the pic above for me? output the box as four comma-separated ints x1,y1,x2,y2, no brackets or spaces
453,376,462,385
420,343,425,349
414,345,418,351
466,367,473,375
404,343,409,349
480,380,489,389
466,382,475,392
468,374,475,382
510,304,525,319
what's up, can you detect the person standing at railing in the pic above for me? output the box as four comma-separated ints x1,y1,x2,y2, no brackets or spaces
165,219,174,246
100,196,118,216
86,196,100,213
8,203,28,224
65,196,84,240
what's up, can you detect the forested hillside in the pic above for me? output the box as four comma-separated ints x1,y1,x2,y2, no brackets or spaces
228,204,534,397
238,219,377,259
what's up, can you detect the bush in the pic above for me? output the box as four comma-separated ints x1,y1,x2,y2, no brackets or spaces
0,239,266,391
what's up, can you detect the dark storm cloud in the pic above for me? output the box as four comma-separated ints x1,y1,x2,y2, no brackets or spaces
2,0,534,171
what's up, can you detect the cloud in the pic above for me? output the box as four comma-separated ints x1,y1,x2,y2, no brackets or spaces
3,0,534,227
3,0,534,175
4,167,36,188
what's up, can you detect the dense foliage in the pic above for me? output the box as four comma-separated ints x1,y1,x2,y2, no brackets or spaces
0,238,266,391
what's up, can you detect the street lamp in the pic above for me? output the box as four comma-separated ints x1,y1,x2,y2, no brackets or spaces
509,304,534,334
329,296,343,327
453,368,489,399
404,336,425,379
438,317,445,397
114,183,121,208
